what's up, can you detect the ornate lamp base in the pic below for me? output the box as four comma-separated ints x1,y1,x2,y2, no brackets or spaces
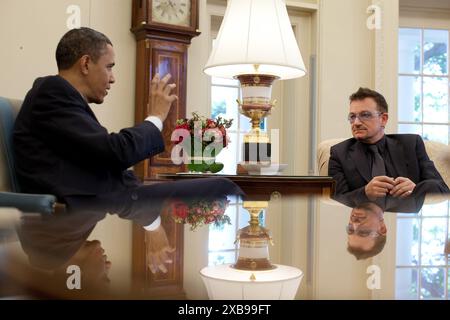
237,74,278,164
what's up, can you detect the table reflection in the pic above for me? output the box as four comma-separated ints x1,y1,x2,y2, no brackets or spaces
319,189,449,299
1,189,449,300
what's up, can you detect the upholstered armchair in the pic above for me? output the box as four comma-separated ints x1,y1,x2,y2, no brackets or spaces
316,137,450,187
0,97,63,216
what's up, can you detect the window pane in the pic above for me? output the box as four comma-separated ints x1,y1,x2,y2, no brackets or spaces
208,251,236,266
238,114,266,132
396,268,418,299
423,77,448,123
422,201,448,217
212,76,240,86
238,132,246,163
398,76,421,122
448,269,450,299
398,124,422,135
420,268,445,299
399,28,421,74
423,29,448,75
421,218,446,266
238,208,266,230
239,113,252,132
208,205,237,251
238,206,250,229
211,86,240,130
423,125,448,144
396,219,419,266
215,132,238,174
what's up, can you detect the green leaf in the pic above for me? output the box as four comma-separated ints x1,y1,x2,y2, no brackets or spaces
206,162,224,173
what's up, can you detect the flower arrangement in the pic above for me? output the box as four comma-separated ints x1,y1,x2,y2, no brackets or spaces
173,112,233,173
169,197,231,231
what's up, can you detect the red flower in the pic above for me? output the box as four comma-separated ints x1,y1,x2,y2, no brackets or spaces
207,119,216,128
171,200,189,219
204,215,216,224
174,112,233,150
217,126,228,147
175,123,190,131
174,123,191,145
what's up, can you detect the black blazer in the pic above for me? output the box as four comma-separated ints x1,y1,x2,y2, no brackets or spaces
328,134,449,198
13,75,164,199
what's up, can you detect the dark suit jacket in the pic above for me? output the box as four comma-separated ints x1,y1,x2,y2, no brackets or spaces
13,75,164,199
328,134,449,199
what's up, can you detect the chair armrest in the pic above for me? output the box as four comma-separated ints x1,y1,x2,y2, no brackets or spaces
0,192,65,215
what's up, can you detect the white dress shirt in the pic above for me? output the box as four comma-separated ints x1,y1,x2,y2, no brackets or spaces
143,116,163,231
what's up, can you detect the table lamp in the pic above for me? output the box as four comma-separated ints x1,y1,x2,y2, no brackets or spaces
204,0,306,165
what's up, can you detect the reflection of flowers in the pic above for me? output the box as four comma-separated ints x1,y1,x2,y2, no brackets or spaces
169,197,231,231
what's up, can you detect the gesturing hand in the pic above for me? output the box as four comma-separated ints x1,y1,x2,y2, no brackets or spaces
364,176,395,200
145,224,175,274
390,177,416,198
149,73,178,123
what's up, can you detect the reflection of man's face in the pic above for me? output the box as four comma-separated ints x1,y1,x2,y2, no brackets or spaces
347,204,386,251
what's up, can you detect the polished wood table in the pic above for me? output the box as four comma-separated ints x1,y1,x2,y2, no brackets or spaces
157,173,335,199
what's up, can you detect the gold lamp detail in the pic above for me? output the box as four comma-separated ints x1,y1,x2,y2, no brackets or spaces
233,201,275,271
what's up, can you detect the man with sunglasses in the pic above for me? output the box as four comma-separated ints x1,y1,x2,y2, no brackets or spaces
329,87,449,202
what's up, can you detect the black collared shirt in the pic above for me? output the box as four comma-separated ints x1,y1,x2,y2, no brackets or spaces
360,136,398,178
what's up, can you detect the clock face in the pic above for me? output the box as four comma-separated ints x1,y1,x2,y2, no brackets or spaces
152,0,191,27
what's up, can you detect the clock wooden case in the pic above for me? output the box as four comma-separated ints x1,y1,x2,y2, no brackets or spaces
131,0,200,298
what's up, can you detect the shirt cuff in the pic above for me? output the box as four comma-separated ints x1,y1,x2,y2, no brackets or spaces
144,216,161,231
145,116,163,131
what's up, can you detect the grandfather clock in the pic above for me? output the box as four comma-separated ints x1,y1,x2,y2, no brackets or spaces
130,0,200,298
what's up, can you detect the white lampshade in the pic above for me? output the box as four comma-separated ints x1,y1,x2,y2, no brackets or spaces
204,0,306,80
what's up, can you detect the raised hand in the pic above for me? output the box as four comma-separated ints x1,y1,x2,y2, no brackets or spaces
145,224,175,274
149,73,178,123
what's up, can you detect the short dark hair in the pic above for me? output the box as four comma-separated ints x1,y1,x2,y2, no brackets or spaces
349,87,389,113
55,27,112,70
347,235,386,260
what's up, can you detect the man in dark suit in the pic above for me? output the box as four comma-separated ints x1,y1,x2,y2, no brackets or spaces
328,87,449,202
13,27,243,273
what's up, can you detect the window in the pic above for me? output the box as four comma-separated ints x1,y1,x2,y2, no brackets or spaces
396,26,450,299
395,200,450,299
398,28,449,144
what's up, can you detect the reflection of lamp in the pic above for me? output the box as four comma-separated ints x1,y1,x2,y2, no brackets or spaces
204,0,306,164
201,200,303,300
233,201,275,271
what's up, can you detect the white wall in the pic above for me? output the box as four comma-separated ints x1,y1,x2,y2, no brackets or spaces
317,0,375,142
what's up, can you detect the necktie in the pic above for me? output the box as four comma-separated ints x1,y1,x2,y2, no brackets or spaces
369,144,386,177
